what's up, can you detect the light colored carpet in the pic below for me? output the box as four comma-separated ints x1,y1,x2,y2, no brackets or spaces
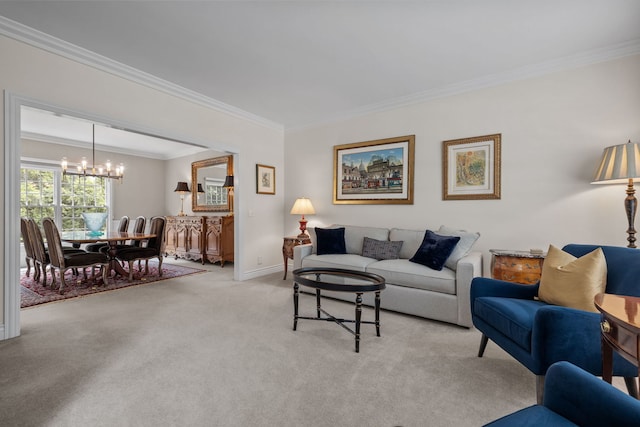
1,264,538,426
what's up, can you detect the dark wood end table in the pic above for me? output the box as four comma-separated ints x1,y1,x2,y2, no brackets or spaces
292,267,386,353
594,292,640,398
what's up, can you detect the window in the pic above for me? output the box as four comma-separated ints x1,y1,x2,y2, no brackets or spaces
205,177,228,206
20,164,110,232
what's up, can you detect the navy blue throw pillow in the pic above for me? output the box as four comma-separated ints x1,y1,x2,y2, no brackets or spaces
315,227,347,255
409,230,460,271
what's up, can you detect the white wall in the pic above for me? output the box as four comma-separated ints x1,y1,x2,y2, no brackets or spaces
284,55,640,275
1,34,285,337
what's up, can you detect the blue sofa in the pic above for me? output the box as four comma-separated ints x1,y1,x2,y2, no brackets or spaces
484,361,640,426
471,244,640,403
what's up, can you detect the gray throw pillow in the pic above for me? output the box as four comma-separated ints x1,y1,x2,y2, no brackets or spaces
362,236,403,260
437,225,480,270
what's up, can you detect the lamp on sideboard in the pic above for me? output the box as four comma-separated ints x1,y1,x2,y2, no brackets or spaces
223,175,234,215
196,183,204,201
174,181,190,216
592,140,640,248
290,197,315,238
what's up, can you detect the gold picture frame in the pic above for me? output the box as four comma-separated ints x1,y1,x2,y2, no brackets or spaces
256,164,276,195
442,133,501,200
333,135,415,205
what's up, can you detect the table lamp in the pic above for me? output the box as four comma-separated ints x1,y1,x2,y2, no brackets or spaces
290,197,315,238
174,181,190,216
223,175,234,214
592,140,640,248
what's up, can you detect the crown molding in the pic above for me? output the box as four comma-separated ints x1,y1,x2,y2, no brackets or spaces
287,39,640,133
0,16,284,132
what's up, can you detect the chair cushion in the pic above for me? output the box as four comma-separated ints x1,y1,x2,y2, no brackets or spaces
538,245,607,313
409,230,459,271
315,227,347,255
361,237,403,260
85,242,108,253
116,247,159,262
474,297,548,351
64,252,108,267
483,405,578,427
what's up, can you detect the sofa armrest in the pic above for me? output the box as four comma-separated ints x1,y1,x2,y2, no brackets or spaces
456,251,483,328
545,361,640,425
293,243,313,270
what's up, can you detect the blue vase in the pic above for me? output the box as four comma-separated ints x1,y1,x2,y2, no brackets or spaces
82,212,108,236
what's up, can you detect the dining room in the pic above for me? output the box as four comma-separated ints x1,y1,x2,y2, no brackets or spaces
17,104,237,305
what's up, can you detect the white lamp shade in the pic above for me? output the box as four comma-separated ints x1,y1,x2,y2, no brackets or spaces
290,198,315,215
593,141,640,184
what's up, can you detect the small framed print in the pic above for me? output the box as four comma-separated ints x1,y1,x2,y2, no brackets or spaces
443,133,501,200
256,164,276,195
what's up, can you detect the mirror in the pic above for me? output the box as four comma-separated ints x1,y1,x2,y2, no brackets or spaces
191,155,233,212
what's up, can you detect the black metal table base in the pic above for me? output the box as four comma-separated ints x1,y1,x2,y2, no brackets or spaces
293,284,381,353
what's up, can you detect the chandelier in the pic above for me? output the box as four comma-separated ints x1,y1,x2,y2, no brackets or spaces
61,124,124,180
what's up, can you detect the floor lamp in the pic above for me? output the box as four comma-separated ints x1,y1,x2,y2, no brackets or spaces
592,140,640,248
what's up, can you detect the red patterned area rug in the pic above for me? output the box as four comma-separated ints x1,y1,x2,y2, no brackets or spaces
20,261,206,309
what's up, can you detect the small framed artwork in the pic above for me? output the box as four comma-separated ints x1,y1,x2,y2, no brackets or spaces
442,133,501,200
333,135,415,205
256,164,276,195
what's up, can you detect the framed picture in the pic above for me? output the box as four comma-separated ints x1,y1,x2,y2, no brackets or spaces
333,135,415,204
256,164,276,195
442,133,501,200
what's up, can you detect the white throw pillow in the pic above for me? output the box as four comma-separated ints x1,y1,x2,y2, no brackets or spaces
437,225,480,270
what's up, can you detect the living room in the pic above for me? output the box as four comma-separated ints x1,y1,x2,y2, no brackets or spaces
1,2,640,425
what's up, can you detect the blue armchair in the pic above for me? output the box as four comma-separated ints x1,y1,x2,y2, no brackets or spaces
471,244,640,403
484,361,640,426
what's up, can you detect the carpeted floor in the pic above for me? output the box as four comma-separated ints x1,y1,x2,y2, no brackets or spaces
0,267,583,426
20,261,206,308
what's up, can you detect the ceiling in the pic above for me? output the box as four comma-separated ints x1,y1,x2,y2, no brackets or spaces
1,1,640,131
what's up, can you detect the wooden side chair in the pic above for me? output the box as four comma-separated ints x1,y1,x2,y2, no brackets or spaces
20,217,36,278
42,217,110,294
116,216,165,281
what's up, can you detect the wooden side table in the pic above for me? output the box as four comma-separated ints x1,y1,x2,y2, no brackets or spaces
282,235,311,280
490,249,546,285
594,293,640,398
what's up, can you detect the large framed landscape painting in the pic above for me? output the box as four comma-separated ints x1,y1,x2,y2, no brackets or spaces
442,133,501,200
333,135,415,205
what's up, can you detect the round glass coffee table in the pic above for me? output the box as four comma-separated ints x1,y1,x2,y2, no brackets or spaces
292,267,386,353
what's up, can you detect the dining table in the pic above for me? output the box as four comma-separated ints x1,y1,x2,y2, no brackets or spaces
61,231,156,279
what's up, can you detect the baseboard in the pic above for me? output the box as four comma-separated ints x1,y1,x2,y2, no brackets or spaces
240,264,282,281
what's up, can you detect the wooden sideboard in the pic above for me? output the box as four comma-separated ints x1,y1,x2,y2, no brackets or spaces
164,215,234,266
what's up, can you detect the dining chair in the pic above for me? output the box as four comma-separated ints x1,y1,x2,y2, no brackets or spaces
20,217,36,278
27,217,50,285
42,217,110,294
115,216,165,281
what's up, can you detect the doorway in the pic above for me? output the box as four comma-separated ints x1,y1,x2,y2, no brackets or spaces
4,93,239,340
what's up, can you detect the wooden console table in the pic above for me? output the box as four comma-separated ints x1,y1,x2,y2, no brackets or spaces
594,293,640,398
490,249,546,285
282,235,311,280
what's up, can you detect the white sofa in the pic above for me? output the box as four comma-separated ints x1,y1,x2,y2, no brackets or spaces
293,225,482,328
